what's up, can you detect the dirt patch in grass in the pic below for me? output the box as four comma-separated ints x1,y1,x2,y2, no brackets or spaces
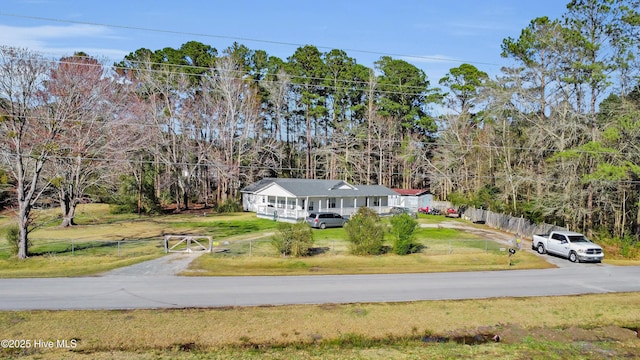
2,324,638,359
432,323,639,345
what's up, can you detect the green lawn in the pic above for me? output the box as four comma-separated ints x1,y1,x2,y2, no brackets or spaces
0,205,637,359
0,205,280,277
0,204,551,277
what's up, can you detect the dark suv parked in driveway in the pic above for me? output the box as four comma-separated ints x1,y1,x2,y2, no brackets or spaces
306,212,347,229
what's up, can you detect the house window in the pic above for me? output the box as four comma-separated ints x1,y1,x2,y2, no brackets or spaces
328,198,337,208
373,197,380,206
308,201,314,211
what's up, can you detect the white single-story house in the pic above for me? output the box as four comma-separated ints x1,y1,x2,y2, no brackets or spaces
241,178,401,222
392,189,434,211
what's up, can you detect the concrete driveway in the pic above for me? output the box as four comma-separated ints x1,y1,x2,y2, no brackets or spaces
103,252,204,277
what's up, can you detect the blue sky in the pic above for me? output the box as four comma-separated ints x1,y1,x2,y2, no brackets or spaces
0,0,569,82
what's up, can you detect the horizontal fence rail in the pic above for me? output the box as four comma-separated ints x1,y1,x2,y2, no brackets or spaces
0,238,163,258
205,237,506,257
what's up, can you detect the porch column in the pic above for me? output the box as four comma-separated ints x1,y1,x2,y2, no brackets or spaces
295,198,299,219
274,196,279,220
285,196,289,218
340,198,344,215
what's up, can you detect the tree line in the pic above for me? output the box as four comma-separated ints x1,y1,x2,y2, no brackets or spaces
1,0,639,259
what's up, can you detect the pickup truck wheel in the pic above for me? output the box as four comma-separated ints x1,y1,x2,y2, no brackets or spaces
569,251,579,263
537,244,546,254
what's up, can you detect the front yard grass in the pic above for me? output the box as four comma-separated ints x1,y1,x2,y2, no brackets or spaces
0,204,553,278
1,292,638,359
185,251,551,276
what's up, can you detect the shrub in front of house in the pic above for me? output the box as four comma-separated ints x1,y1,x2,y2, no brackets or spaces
344,207,384,255
390,213,421,255
271,221,314,257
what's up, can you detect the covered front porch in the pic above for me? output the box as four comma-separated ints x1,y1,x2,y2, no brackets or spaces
255,195,393,222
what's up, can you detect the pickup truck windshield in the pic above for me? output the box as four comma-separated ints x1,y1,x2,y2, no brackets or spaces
568,236,589,243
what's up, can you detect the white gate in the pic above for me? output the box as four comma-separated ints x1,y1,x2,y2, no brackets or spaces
163,235,213,253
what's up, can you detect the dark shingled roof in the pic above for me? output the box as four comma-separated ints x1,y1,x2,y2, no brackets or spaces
241,178,397,197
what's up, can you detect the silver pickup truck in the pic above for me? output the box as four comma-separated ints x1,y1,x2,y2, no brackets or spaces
532,231,604,263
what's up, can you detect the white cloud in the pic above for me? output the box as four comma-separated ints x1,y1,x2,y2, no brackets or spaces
0,24,128,59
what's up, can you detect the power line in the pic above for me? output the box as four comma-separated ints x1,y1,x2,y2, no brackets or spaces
0,9,632,106
0,51,450,97
4,34,614,102
1,134,638,170
3,112,635,157
3,150,640,186
2,48,602,128
2,43,638,184
0,12,503,68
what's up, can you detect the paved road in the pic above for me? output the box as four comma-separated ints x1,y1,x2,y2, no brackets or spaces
1,263,639,310
2,225,638,311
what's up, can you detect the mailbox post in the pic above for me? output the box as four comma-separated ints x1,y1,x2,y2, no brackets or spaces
508,248,516,266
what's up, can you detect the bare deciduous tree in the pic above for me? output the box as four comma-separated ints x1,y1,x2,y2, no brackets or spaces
0,47,60,258
45,53,125,226
203,55,263,203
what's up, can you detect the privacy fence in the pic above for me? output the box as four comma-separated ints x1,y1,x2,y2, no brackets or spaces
461,207,568,239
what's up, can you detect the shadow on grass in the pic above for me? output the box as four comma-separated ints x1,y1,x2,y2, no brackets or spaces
27,236,162,257
308,247,331,255
29,241,119,256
